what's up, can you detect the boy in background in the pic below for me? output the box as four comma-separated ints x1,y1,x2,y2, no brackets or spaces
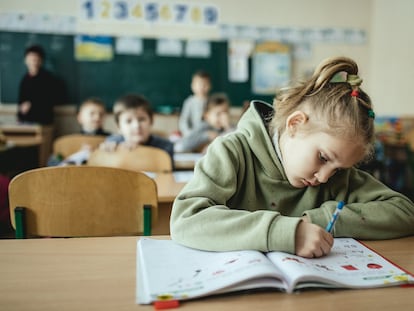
175,93,234,153
77,97,111,136
102,94,174,163
47,97,110,165
178,70,211,136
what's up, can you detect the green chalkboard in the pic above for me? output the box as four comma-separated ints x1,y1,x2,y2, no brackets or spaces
0,31,272,112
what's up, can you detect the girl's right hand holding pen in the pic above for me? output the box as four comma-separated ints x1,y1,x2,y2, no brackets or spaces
295,217,334,258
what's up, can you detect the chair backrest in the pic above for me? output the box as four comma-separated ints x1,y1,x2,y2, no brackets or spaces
8,166,158,238
53,134,106,158
87,146,173,173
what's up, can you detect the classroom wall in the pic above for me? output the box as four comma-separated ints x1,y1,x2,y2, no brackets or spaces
0,0,372,83
0,0,413,118
370,0,414,116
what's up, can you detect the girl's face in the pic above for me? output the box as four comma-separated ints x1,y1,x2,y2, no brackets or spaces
118,108,152,145
279,112,365,188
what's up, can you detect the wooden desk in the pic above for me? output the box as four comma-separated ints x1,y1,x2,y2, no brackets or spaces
0,123,53,166
2,135,43,147
0,236,413,310
152,173,186,235
174,152,203,170
0,123,43,146
0,142,39,177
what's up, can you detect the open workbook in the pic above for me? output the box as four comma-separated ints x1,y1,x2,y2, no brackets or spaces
136,238,414,304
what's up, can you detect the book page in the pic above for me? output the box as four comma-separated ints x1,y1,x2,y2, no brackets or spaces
266,238,414,293
136,238,287,304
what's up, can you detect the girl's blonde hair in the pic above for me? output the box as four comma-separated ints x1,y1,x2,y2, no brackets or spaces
271,56,375,160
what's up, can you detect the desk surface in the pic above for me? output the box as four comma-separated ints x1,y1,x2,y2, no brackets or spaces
2,135,43,147
148,173,187,235
1,236,413,310
154,172,186,203
0,123,42,133
0,124,49,165
0,123,43,146
174,152,203,170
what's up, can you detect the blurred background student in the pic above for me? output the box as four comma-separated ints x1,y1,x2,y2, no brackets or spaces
175,93,234,153
178,70,211,137
47,97,111,166
17,45,66,125
77,97,111,136
102,94,174,162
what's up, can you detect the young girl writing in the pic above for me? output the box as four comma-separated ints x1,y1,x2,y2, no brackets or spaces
170,56,414,258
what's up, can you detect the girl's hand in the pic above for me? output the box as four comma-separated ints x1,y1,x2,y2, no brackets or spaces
295,219,334,258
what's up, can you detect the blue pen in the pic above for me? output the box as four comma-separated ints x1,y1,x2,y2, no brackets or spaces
325,201,345,233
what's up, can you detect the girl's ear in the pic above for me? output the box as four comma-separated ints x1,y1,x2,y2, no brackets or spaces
285,111,308,136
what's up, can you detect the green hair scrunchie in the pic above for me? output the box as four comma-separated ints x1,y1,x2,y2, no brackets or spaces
347,74,363,87
368,109,375,119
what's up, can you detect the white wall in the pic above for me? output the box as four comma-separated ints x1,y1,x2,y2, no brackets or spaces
370,0,414,115
1,0,413,116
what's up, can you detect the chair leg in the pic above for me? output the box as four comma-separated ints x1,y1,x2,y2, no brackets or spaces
14,207,26,239
143,204,152,236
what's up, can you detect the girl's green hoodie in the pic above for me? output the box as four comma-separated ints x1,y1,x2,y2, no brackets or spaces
170,101,414,254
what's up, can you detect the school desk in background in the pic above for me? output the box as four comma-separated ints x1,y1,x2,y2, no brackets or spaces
0,123,53,169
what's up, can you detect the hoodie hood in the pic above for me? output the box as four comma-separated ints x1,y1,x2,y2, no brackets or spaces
236,100,287,180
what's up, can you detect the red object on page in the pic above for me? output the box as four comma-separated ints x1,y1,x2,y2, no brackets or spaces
153,300,180,310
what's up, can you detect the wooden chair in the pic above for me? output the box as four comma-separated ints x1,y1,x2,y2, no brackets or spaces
8,166,158,238
53,134,107,159
87,145,173,173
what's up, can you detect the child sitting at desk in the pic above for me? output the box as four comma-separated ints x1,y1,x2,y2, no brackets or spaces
174,93,234,153
101,94,174,163
47,97,110,165
170,56,414,259
178,70,211,137
77,97,111,136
